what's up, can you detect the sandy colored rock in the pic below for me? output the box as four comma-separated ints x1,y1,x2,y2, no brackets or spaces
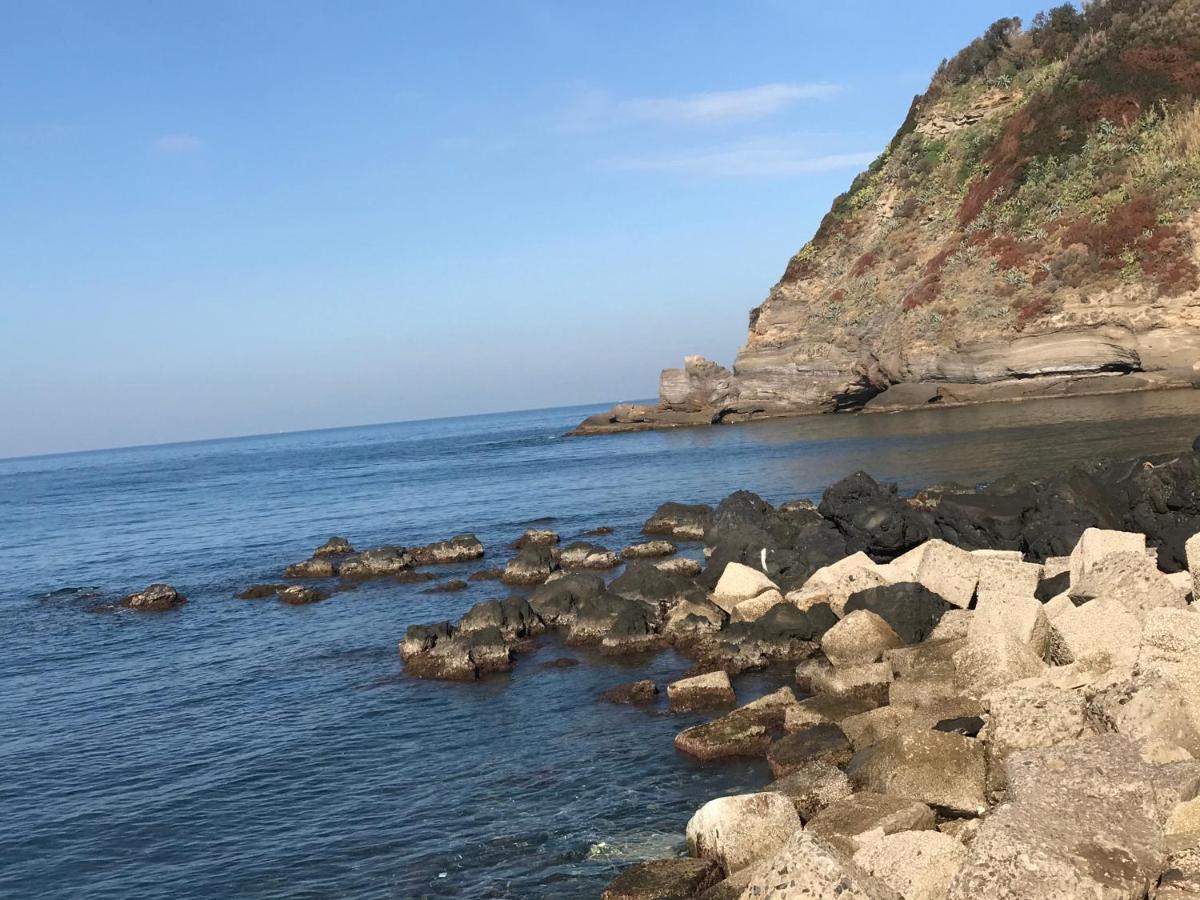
821,610,905,667
1043,592,1074,619
909,540,978,608
785,694,878,732
968,591,1049,656
973,556,1042,606
952,632,1046,698
1188,531,1200,604
686,792,801,875
1071,550,1188,622
668,671,736,711
1088,675,1200,764
767,760,854,821
621,540,678,560
711,563,779,615
979,682,1094,797
739,831,901,899
787,552,895,615
767,723,854,778
729,590,785,623
810,661,893,704
807,792,937,856
1068,527,1146,588
852,830,967,900
847,729,986,817
926,609,972,641
1048,595,1143,669
655,557,702,578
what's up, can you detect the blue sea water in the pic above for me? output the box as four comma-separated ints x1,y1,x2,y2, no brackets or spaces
4,390,1200,899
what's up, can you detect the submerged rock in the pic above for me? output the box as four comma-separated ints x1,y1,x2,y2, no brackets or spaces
313,535,353,557
236,583,286,599
601,858,722,900
421,579,468,594
601,680,659,705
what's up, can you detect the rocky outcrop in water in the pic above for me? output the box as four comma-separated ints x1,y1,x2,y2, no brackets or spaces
120,583,186,611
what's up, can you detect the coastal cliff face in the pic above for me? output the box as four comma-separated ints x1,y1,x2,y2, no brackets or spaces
577,0,1200,434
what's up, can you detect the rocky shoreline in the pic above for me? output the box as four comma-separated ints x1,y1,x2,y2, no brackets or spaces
391,438,1200,898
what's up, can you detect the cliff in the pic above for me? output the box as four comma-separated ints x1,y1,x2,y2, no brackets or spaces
576,0,1200,435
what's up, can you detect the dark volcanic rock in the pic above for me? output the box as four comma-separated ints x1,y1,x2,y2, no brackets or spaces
567,593,660,653
502,544,558,585
121,583,186,612
1020,468,1124,560
422,580,469,594
394,571,439,584
283,557,337,578
601,858,722,900
767,724,854,778
601,680,659,704
339,546,413,579
541,657,579,669
236,583,286,600
410,533,485,566
642,502,712,540
609,561,700,607
278,585,328,605
400,622,513,681
527,573,607,627
819,472,931,559
843,582,954,644
313,535,353,557
458,597,544,641
587,526,615,536
513,529,559,550
1125,452,1200,570
933,486,1030,552
934,715,985,737
558,540,620,570
693,602,833,671
469,567,504,581
1035,570,1070,602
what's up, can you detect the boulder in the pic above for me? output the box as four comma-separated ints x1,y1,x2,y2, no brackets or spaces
1138,608,1200,731
513,528,558,549
906,540,979,609
809,661,893,705
1088,675,1200,763
422,579,468,594
675,711,772,761
852,831,967,900
767,724,854,778
947,736,1167,899
766,761,854,821
821,610,905,667
457,597,543,640
932,487,1030,553
559,541,620,570
1068,527,1146,587
819,472,932,558
974,556,1042,606
843,583,954,644
806,792,937,856
1188,531,1200,603
313,535,353,557
120,583,186,612
339,546,413,579
502,544,558,585
656,557,702,578
711,563,779,615
979,683,1094,797
526,572,606,626
1070,550,1188,622
277,585,328,605
952,632,1047,698
601,680,659,705
601,858,722,900
787,552,895,615
1035,569,1070,601
846,730,986,817
968,591,1050,657
400,623,512,681
1047,595,1142,668
926,609,972,641
739,831,901,899
686,792,801,875
785,694,879,733
622,540,678,559
395,570,438,584
410,533,485,565
610,561,698,606
283,556,336,578
729,591,786,623
643,502,712,540
668,671,735,711
468,567,504,581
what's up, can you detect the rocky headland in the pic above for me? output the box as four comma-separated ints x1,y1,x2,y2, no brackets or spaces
576,1,1200,435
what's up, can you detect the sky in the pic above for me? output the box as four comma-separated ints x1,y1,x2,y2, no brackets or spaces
1,0,1056,458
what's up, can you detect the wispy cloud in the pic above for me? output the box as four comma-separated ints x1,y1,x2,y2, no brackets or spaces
603,138,875,178
563,82,840,130
151,133,204,154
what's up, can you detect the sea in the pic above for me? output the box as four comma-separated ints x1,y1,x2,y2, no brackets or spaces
4,389,1200,899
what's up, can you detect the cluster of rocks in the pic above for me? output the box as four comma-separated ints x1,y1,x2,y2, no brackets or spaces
601,523,1200,899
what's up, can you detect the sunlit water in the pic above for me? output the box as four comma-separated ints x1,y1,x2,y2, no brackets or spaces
4,390,1200,898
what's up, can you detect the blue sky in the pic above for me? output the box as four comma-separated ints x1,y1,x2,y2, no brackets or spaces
1,0,1054,457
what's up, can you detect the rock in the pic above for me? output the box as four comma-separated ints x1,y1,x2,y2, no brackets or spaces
1047,595,1142,668
601,858,722,900
686,792,801,875
668,671,736,712
974,556,1042,606
1188,531,1200,602
947,735,1167,900
938,819,983,846
728,591,786,623
663,596,727,646
610,561,698,606
787,552,895,615
120,583,186,611
587,526,614,536
541,657,578,669
785,694,879,732
819,472,932,558
422,579,468,594
1168,798,1200,852
711,563,780,615
283,556,337,578
313,535,353,557
566,592,658,651
952,632,1047,698
843,583,955,644
526,572,607,626
394,570,439,584
1043,593,1074,619
643,502,712,540
1068,526,1146,588
968,591,1050,656
457,597,543,640
934,716,984,737
740,831,902,899
338,546,413,579
979,683,1094,797
502,544,558,585
236,583,285,599
675,711,772,761
1071,550,1188,622
806,792,937,856
852,831,967,900
821,610,905,667
767,761,854,821
277,585,328,605
601,680,659,705
468,567,504,581
513,528,559,549
1088,675,1200,763
932,488,1030,553
847,730,986,817
810,661,893,704
410,533,485,565
767,724,854,778
656,557,702,578
1035,569,1070,601
623,540,678,559
1138,608,1200,732
559,541,620,570
399,623,512,681
906,540,979,609
926,609,972,641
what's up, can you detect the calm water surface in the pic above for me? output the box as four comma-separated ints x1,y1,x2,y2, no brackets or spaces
4,391,1200,898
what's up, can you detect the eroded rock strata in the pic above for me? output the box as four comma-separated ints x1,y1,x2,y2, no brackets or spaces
576,3,1200,435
